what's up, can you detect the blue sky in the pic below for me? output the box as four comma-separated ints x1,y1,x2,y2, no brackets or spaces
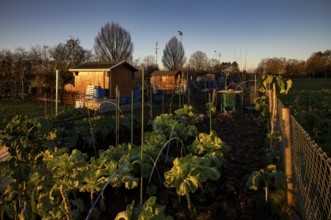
1,0,330,71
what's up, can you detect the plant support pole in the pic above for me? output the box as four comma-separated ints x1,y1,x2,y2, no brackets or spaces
131,90,133,146
55,69,58,116
116,85,119,149
140,67,145,204
282,108,294,208
209,93,212,132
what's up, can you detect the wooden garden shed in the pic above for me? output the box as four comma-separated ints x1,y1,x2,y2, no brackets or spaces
150,70,181,92
69,61,138,98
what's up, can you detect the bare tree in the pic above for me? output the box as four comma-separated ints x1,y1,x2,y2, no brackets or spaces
0,48,33,99
141,55,158,77
285,59,306,77
189,51,208,71
0,49,17,97
30,45,56,89
257,57,286,75
162,36,186,70
50,38,91,72
143,55,155,67
13,47,32,100
50,38,92,85
94,22,134,62
306,51,331,77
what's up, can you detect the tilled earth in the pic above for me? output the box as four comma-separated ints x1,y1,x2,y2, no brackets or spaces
204,112,280,219
156,111,283,220
83,110,284,220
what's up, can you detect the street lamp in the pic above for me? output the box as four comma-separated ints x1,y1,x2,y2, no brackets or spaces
178,31,183,70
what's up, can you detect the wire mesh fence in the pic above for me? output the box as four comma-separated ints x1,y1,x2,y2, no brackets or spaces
277,99,331,220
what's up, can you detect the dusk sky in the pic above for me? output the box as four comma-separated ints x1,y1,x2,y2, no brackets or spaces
1,0,330,71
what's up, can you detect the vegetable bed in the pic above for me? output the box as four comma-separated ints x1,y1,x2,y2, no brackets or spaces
0,105,283,219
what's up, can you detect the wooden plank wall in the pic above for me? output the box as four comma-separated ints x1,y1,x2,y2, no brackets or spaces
74,71,109,95
151,75,178,91
110,66,134,97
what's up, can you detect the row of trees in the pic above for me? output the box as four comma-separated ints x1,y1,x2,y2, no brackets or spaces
0,38,92,99
0,21,330,98
256,50,331,78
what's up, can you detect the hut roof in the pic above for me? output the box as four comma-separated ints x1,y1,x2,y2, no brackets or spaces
151,70,181,76
69,60,138,72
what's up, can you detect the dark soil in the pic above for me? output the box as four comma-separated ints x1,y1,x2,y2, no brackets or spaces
85,110,284,220
149,111,283,220
195,111,280,219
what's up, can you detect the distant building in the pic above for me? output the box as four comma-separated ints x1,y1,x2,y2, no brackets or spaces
196,73,217,89
150,70,181,92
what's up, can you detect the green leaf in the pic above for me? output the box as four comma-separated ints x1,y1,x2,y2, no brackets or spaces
286,79,292,94
178,176,199,196
71,198,84,212
189,131,229,155
263,75,274,88
246,171,260,190
204,151,224,168
276,76,286,94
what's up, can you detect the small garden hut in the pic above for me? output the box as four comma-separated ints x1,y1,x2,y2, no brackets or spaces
150,70,181,92
69,61,138,98
196,73,217,89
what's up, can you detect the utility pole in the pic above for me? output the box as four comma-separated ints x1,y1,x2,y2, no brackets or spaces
154,41,159,66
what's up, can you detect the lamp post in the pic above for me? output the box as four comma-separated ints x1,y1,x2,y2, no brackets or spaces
178,31,183,71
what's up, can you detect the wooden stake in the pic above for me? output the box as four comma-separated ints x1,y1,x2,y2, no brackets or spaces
282,108,294,208
55,70,59,116
131,90,133,146
115,85,120,149
140,67,144,204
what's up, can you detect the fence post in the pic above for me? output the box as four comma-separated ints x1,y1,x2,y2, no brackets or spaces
282,107,294,208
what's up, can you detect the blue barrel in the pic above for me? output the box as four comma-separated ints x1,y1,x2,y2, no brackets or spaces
133,87,141,95
154,89,163,104
133,87,141,103
94,88,106,99
133,96,141,103
120,97,128,105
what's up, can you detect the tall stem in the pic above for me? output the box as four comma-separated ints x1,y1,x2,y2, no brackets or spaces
268,85,273,150
186,193,192,211
264,186,269,204
60,184,72,220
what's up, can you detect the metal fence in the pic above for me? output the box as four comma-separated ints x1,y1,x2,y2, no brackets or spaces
277,99,331,220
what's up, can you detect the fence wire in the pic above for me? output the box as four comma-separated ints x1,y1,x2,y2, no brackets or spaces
278,99,331,220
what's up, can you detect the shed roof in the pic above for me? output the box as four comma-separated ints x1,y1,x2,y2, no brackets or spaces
151,70,181,76
69,60,138,72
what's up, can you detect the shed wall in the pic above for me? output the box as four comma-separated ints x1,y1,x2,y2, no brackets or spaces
74,71,109,95
151,75,179,92
110,66,134,97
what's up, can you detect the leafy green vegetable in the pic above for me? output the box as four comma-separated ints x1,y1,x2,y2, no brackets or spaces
164,153,220,210
246,164,284,203
189,130,230,155
115,196,173,220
